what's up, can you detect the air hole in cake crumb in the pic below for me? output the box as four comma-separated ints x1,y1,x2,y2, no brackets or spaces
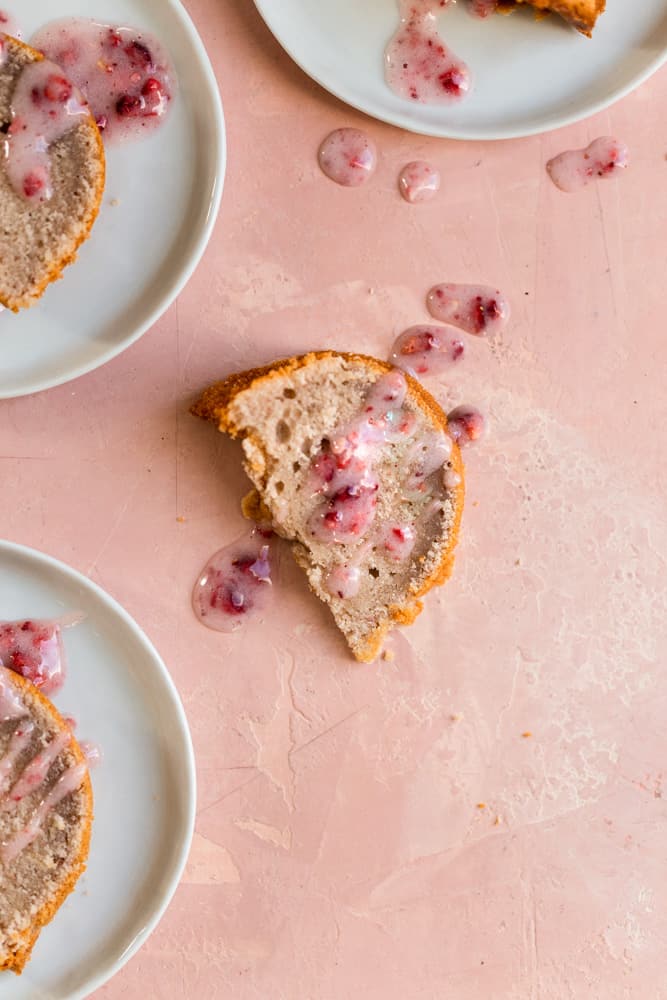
302,438,313,455
276,420,291,443
283,387,296,399
276,481,285,494
368,566,380,578
293,461,301,473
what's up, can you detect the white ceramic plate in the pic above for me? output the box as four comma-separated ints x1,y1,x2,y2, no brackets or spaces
0,540,196,1000
0,0,225,398
253,0,667,139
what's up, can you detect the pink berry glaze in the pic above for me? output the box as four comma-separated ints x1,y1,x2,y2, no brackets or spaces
380,522,417,562
4,60,88,203
0,618,71,695
447,405,485,447
427,283,510,337
398,160,440,203
390,325,464,377
0,9,21,37
193,532,274,633
468,0,499,16
318,128,377,187
308,372,417,545
31,18,175,145
546,137,629,193
385,0,471,104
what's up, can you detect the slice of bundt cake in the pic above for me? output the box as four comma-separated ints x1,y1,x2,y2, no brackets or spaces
192,352,465,662
0,666,92,974
0,34,105,311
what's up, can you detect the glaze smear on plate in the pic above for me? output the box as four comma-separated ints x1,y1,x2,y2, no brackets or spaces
31,18,176,143
385,0,471,104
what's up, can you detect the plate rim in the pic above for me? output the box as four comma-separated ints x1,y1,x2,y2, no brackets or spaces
0,537,197,999
253,0,667,140
0,0,226,400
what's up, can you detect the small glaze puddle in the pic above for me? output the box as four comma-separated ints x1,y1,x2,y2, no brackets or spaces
390,325,464,376
398,160,440,203
0,616,82,694
427,283,510,337
318,128,377,186
447,405,485,447
546,137,629,193
193,530,274,632
385,0,471,104
31,18,176,144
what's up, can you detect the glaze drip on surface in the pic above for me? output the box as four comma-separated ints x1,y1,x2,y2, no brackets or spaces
193,531,274,632
390,325,465,376
546,137,629,193
398,161,440,203
318,128,377,187
31,18,175,144
385,0,471,104
427,283,510,337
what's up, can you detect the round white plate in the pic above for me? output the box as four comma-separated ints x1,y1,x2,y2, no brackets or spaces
254,0,667,139
0,540,196,1000
0,0,225,398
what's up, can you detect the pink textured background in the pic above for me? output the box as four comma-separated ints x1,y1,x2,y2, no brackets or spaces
2,2,667,997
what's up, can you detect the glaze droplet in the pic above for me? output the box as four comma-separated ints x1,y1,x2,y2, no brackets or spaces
546,137,629,193
193,534,274,633
427,283,510,337
390,325,464,377
447,405,485,447
398,161,440,203
318,128,377,187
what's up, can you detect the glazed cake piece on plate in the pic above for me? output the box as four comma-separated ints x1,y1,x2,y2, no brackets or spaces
192,352,465,662
0,666,92,974
0,34,105,311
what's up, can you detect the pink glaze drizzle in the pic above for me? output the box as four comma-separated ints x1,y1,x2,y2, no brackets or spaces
427,283,510,337
0,722,34,793
0,618,71,694
193,534,274,633
0,672,25,721
2,729,71,810
308,372,415,545
4,60,88,203
398,160,440,203
385,0,471,104
31,18,175,144
318,128,377,187
390,325,464,376
380,523,417,561
1,761,87,864
546,137,629,193
447,405,485,447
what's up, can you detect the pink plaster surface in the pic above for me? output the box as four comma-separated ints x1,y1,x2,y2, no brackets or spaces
2,2,667,997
